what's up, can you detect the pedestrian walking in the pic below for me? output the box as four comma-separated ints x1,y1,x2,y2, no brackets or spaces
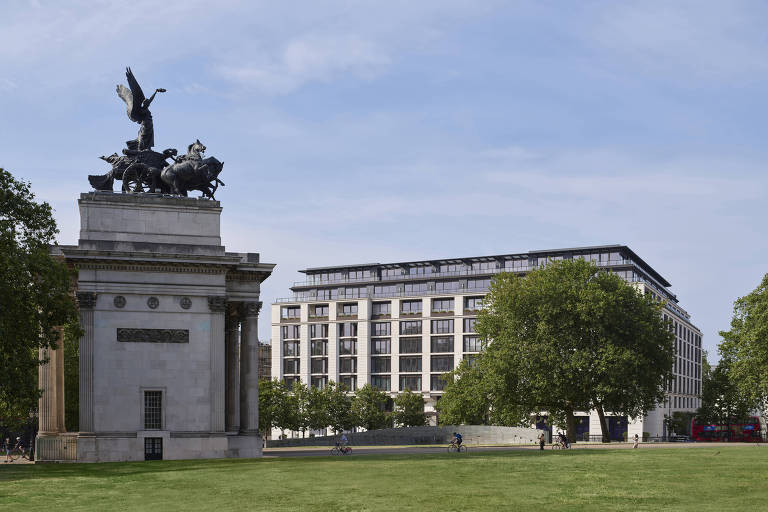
538,432,546,451
633,434,639,449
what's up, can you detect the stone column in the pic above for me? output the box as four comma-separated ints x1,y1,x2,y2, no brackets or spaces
225,303,241,432
38,324,68,434
239,301,262,434
77,291,96,432
208,296,227,433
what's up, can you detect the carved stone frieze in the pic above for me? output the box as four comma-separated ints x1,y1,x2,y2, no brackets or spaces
116,328,189,343
76,291,97,310
241,301,262,317
147,297,159,309
208,296,227,312
113,295,126,308
180,296,192,309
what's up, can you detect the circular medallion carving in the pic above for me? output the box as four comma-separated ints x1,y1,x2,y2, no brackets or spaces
113,295,126,308
180,296,192,310
147,296,159,309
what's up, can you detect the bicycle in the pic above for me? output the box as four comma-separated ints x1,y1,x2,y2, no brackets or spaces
448,441,467,453
551,439,570,450
330,444,352,456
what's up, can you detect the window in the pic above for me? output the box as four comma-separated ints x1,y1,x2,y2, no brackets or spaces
144,391,162,430
463,335,482,352
372,338,391,354
399,375,422,391
310,324,328,338
435,280,459,292
340,339,357,355
382,268,401,278
340,376,357,391
311,358,328,374
281,306,300,319
400,356,422,372
404,282,428,294
464,297,483,311
466,279,490,290
463,318,477,333
317,289,333,300
339,357,357,373
400,320,422,335
283,376,298,388
311,376,328,389
311,340,327,356
431,356,453,372
399,337,422,353
374,285,396,296
401,300,422,314
310,304,329,317
372,302,391,316
339,322,358,337
431,374,450,391
409,265,433,276
281,325,300,340
371,357,391,373
343,287,367,299
340,303,358,316
283,340,300,357
283,359,300,374
372,375,391,391
432,298,454,313
372,322,391,336
463,354,478,367
144,437,162,461
431,336,453,353
440,263,461,273
431,319,453,334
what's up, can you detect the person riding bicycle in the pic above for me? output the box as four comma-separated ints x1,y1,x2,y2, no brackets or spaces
335,433,349,452
452,432,463,448
557,432,570,449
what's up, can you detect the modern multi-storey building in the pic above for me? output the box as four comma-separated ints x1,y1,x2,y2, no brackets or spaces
271,245,701,439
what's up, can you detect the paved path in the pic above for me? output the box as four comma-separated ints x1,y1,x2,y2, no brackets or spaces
264,441,763,458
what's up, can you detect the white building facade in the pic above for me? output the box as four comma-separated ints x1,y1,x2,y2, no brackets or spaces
271,245,701,440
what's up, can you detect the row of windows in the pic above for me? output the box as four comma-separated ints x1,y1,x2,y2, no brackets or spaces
289,355,460,375
285,297,485,320
292,335,482,357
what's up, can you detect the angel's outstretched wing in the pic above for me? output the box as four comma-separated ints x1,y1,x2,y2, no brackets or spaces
116,67,146,123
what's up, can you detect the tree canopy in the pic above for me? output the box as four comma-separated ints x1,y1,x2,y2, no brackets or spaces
392,389,426,427
351,384,390,431
443,258,674,442
719,273,768,408
0,169,78,428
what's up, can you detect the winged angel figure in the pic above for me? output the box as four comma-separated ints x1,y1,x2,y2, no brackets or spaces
116,67,165,150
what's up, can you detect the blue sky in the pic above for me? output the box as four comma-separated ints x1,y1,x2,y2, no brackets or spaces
2,1,766,356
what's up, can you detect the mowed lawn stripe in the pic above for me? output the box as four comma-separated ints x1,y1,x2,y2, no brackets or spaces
1,447,766,511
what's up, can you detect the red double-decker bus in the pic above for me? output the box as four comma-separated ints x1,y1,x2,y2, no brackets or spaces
691,416,762,442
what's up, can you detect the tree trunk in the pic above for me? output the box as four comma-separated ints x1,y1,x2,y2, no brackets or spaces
596,402,610,443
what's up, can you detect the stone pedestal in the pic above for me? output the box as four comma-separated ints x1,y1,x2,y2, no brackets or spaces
39,192,274,462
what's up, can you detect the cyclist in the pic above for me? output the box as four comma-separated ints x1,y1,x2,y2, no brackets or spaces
13,437,26,459
558,432,570,449
452,432,463,449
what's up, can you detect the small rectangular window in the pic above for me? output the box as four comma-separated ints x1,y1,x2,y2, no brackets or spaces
340,376,357,391
281,306,300,319
464,297,483,311
372,338,391,354
310,304,329,317
401,300,423,314
399,375,422,391
431,374,450,391
431,298,454,313
431,319,454,334
431,336,453,353
371,357,391,373
340,303,358,316
311,358,328,374
283,358,300,374
340,339,358,355
372,302,391,315
399,337,422,353
311,340,328,356
144,437,163,461
311,376,328,389
372,375,390,391
463,335,482,352
310,324,328,338
144,391,162,430
431,355,453,372
339,322,358,337
372,322,391,336
339,357,357,373
400,320,422,335
400,356,422,372
283,340,300,356
463,318,477,333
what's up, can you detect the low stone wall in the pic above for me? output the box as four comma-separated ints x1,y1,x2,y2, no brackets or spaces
266,425,544,448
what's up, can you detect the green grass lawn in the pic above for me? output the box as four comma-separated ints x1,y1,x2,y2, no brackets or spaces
1,447,766,511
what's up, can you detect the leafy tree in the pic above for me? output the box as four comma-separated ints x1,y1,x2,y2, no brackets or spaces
351,384,389,431
272,381,300,438
393,389,427,427
664,411,695,436
0,169,78,428
258,379,284,437
305,385,330,434
719,274,768,407
696,354,755,428
436,360,491,425
474,258,674,442
324,381,355,434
